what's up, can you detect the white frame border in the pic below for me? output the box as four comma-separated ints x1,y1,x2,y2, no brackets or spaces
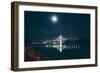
18,5,96,68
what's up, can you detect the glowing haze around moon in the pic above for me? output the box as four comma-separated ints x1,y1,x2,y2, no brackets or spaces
51,15,58,23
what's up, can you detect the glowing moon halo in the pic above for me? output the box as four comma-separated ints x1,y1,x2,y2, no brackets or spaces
51,15,58,23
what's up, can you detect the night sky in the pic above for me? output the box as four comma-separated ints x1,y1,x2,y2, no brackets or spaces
24,11,90,44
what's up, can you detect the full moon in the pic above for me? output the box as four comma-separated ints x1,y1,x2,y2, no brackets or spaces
51,15,57,22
